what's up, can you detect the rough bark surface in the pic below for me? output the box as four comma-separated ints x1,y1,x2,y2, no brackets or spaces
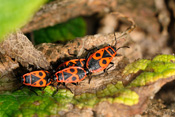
0,30,50,69
22,0,117,33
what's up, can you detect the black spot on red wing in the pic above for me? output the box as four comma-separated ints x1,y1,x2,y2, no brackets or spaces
34,83,36,85
31,74,41,84
102,60,107,64
39,81,43,85
39,72,43,76
72,76,77,81
70,68,75,72
96,53,101,57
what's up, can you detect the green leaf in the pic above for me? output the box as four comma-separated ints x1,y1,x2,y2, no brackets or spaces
0,0,47,40
33,17,86,44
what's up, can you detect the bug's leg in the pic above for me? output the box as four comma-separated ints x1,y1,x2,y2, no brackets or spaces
103,68,108,75
84,48,90,52
103,62,114,75
85,50,92,60
38,87,46,91
68,49,77,57
85,46,99,52
42,87,46,91
84,48,91,60
85,46,99,59
52,83,61,96
28,87,38,96
12,85,25,93
63,83,73,93
107,62,114,71
72,83,78,86
37,87,42,91
88,74,92,84
103,69,106,73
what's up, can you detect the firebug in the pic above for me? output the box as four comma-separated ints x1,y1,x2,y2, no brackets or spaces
52,66,88,94
56,59,86,71
86,33,129,73
21,70,51,87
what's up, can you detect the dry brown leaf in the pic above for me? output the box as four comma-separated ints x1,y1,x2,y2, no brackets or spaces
0,30,50,69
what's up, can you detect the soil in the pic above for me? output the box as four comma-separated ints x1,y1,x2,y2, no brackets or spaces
141,81,175,117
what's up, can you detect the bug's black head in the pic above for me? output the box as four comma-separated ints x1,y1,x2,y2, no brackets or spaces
112,46,117,52
20,76,24,83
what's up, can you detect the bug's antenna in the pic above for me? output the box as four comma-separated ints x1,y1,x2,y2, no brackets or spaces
114,33,117,47
111,12,136,47
113,24,136,47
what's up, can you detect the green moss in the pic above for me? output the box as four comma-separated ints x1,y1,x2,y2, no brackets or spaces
129,72,154,87
54,88,74,98
146,62,175,73
113,89,139,106
125,55,175,87
0,94,19,115
73,82,139,107
74,92,99,108
123,59,151,75
153,54,175,63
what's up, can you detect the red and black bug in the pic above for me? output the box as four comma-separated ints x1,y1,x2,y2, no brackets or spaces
52,66,88,94
13,70,51,95
86,33,129,74
21,70,51,87
56,59,86,71
53,66,87,83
